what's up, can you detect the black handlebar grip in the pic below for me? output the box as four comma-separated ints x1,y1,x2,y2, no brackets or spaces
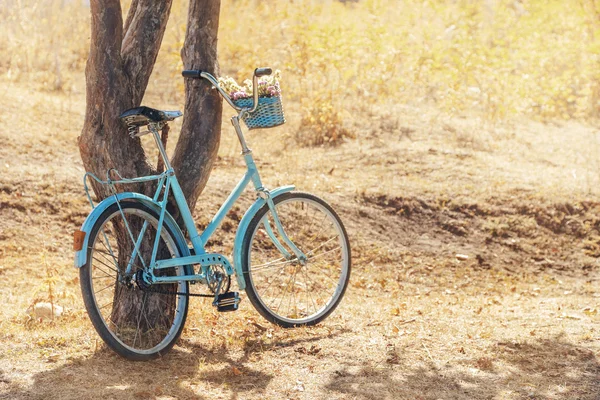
182,70,202,78
254,67,272,77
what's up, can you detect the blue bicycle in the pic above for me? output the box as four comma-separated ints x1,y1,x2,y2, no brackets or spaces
74,68,351,360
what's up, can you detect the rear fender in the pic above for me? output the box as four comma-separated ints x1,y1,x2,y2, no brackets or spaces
74,192,192,274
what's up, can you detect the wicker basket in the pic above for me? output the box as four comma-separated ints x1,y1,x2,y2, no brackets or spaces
234,96,286,130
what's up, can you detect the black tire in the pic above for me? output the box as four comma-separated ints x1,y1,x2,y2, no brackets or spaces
241,192,351,327
80,201,189,360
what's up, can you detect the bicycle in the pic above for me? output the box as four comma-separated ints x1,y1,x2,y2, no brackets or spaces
74,68,351,360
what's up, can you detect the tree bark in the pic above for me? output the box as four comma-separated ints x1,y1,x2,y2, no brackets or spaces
80,0,222,337
172,0,223,209
80,0,174,198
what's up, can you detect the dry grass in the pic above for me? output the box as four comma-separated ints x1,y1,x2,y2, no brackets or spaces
2,1,600,399
4,0,600,122
2,74,600,399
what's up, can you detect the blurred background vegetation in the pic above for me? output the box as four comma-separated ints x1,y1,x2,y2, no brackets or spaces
1,0,600,136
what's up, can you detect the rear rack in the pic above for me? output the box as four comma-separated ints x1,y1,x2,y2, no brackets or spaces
83,169,169,209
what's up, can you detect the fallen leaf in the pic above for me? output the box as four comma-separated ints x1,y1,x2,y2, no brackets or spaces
46,354,60,363
561,314,582,320
475,357,493,371
251,322,268,331
583,307,597,316
295,345,321,355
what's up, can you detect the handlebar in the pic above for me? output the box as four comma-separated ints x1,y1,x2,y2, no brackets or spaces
181,67,273,114
181,70,202,79
254,67,272,77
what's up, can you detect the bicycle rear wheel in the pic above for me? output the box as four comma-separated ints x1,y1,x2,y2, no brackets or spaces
241,192,351,327
79,201,189,360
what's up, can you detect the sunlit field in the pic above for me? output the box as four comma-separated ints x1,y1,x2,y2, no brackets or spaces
2,1,600,399
4,0,600,122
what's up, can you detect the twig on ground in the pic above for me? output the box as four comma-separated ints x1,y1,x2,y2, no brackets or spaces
422,342,435,365
397,318,417,326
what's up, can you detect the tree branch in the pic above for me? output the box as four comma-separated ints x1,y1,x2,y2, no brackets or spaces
121,0,173,105
81,0,155,199
123,0,140,34
87,0,124,101
172,0,222,209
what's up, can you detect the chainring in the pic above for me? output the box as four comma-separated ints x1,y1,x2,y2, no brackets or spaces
207,265,231,294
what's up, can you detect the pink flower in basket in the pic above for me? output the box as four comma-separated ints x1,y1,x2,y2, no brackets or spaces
231,91,249,101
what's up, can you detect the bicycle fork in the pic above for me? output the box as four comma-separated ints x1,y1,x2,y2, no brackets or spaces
259,189,307,263
232,114,307,264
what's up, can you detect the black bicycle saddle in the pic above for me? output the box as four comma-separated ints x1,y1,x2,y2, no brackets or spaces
119,106,182,127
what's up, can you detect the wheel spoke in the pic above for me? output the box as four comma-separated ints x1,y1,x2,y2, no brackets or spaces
98,231,119,265
92,256,119,274
133,292,147,349
301,265,318,314
275,271,296,314
92,266,115,280
246,194,349,326
94,282,116,295
82,204,189,359
251,237,340,274
94,248,120,267
251,258,296,272
307,246,342,262
98,301,113,310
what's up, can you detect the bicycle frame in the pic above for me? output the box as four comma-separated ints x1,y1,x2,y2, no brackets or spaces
145,116,306,285
76,75,307,291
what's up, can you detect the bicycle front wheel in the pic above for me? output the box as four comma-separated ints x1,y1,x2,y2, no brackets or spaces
241,192,351,327
79,201,189,361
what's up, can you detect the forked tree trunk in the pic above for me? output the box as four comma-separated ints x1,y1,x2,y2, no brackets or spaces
80,0,222,330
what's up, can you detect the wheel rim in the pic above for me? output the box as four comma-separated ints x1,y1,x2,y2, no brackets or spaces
88,208,187,355
247,196,349,324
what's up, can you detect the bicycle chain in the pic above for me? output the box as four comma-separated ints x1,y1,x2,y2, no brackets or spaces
138,285,215,298
133,275,215,298
132,270,227,298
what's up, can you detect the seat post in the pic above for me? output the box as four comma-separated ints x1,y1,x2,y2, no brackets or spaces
149,123,172,171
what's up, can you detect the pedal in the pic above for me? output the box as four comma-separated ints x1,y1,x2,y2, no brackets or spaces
214,292,240,312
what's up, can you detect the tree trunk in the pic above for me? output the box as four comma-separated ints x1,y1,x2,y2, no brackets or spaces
80,0,222,334
80,0,173,198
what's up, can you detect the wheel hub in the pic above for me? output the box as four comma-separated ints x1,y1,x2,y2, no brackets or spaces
134,270,152,291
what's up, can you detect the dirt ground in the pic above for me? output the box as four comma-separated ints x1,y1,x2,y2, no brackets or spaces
1,75,600,399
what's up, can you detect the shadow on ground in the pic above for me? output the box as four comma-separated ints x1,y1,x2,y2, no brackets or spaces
2,341,273,400
324,335,600,400
1,327,348,400
4,333,599,399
